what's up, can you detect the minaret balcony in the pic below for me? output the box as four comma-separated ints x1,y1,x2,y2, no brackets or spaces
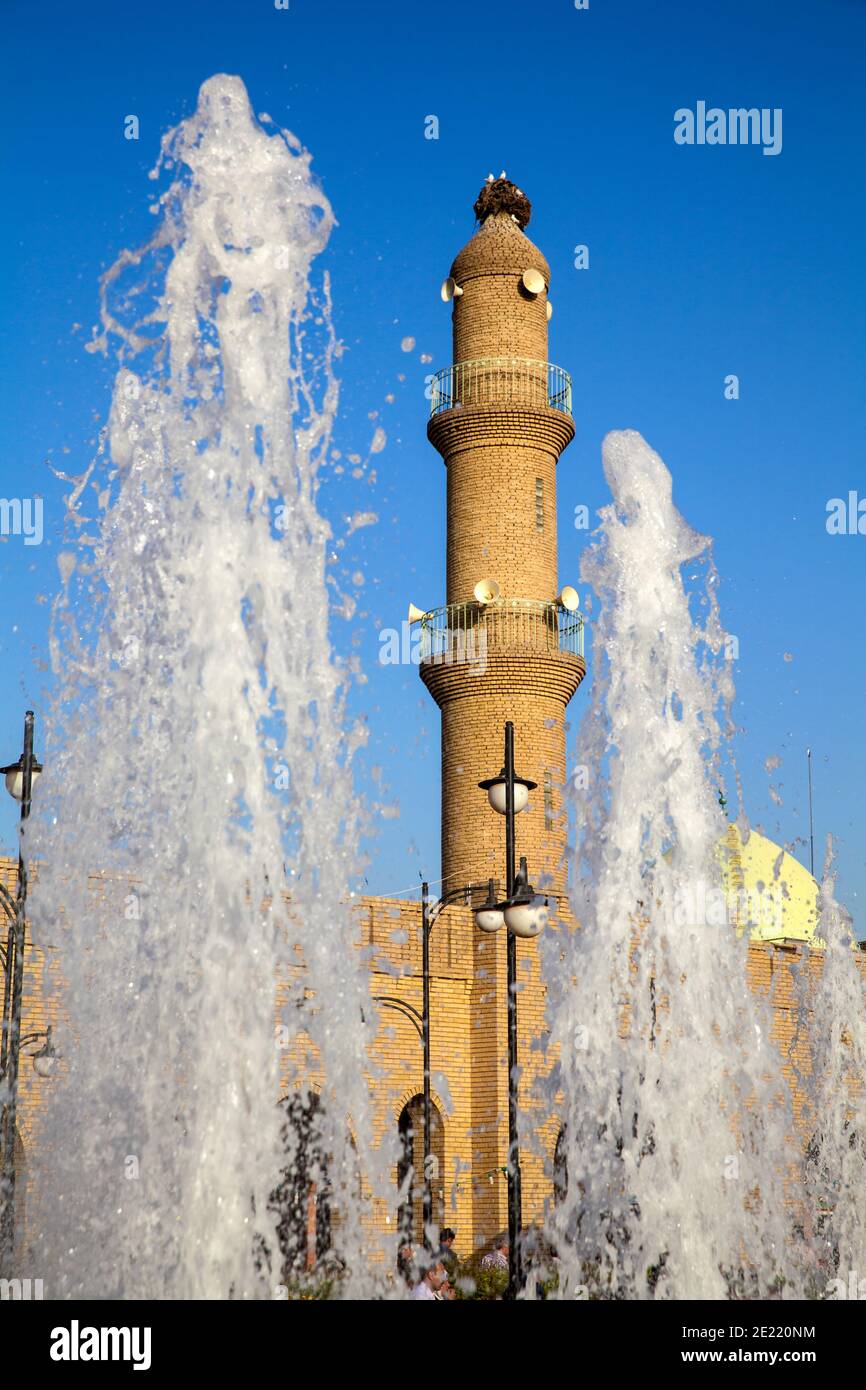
429,358,572,419
419,598,584,663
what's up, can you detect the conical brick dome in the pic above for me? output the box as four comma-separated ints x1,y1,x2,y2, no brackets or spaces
451,211,550,285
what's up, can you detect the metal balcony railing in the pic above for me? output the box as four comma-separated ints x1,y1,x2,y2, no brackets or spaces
419,598,584,664
428,358,573,418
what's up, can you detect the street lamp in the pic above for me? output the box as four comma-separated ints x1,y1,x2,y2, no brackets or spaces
474,880,505,934
479,768,535,817
0,752,43,803
1,1027,56,1080
30,1026,58,1080
474,867,551,938
0,710,42,1272
503,857,549,938
474,720,548,1299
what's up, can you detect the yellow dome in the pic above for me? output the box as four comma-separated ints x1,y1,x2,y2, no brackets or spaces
716,824,821,944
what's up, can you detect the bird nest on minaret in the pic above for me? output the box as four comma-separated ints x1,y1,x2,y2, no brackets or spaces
473,176,531,230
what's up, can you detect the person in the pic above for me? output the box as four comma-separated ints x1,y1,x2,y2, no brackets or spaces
439,1228,457,1256
410,1259,447,1300
481,1233,508,1270
397,1241,415,1289
438,1228,457,1271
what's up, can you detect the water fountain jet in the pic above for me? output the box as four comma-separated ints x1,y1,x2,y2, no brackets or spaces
26,74,388,1300
543,429,822,1299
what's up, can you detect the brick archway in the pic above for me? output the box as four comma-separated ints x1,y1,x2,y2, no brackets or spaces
394,1084,448,1121
396,1093,446,1243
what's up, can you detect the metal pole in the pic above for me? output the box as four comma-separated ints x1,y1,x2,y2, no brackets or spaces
421,880,433,1246
503,721,522,1296
505,723,515,896
0,917,13,1078
806,748,815,878
391,880,487,1249
0,710,35,1271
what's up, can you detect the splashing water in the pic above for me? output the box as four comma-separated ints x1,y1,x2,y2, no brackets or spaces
27,76,388,1299
543,430,818,1299
800,840,866,1292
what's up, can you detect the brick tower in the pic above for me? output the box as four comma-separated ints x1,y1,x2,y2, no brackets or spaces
419,180,586,1240
421,179,585,900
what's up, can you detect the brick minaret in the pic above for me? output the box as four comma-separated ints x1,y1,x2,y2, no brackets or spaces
421,179,586,900
419,180,586,1240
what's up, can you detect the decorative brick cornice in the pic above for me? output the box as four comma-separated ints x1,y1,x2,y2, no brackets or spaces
427,403,575,464
420,649,586,709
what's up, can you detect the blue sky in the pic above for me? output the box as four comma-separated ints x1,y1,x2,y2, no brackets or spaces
1,0,864,921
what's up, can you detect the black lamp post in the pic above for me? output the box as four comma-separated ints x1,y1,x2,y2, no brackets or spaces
0,710,44,1271
474,721,549,1299
374,880,489,1249
421,881,496,1242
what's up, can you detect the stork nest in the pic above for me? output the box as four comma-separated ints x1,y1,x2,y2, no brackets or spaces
473,179,531,229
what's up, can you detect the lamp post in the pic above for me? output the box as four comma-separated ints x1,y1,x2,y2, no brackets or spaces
422,881,497,1243
806,747,815,877
0,709,44,1270
474,721,549,1299
374,880,489,1249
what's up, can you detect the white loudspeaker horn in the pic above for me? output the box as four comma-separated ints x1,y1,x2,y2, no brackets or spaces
473,578,501,605
521,267,546,296
407,602,427,624
440,277,463,302
558,586,580,611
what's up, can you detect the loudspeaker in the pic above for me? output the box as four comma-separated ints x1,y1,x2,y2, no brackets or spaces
473,578,501,605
